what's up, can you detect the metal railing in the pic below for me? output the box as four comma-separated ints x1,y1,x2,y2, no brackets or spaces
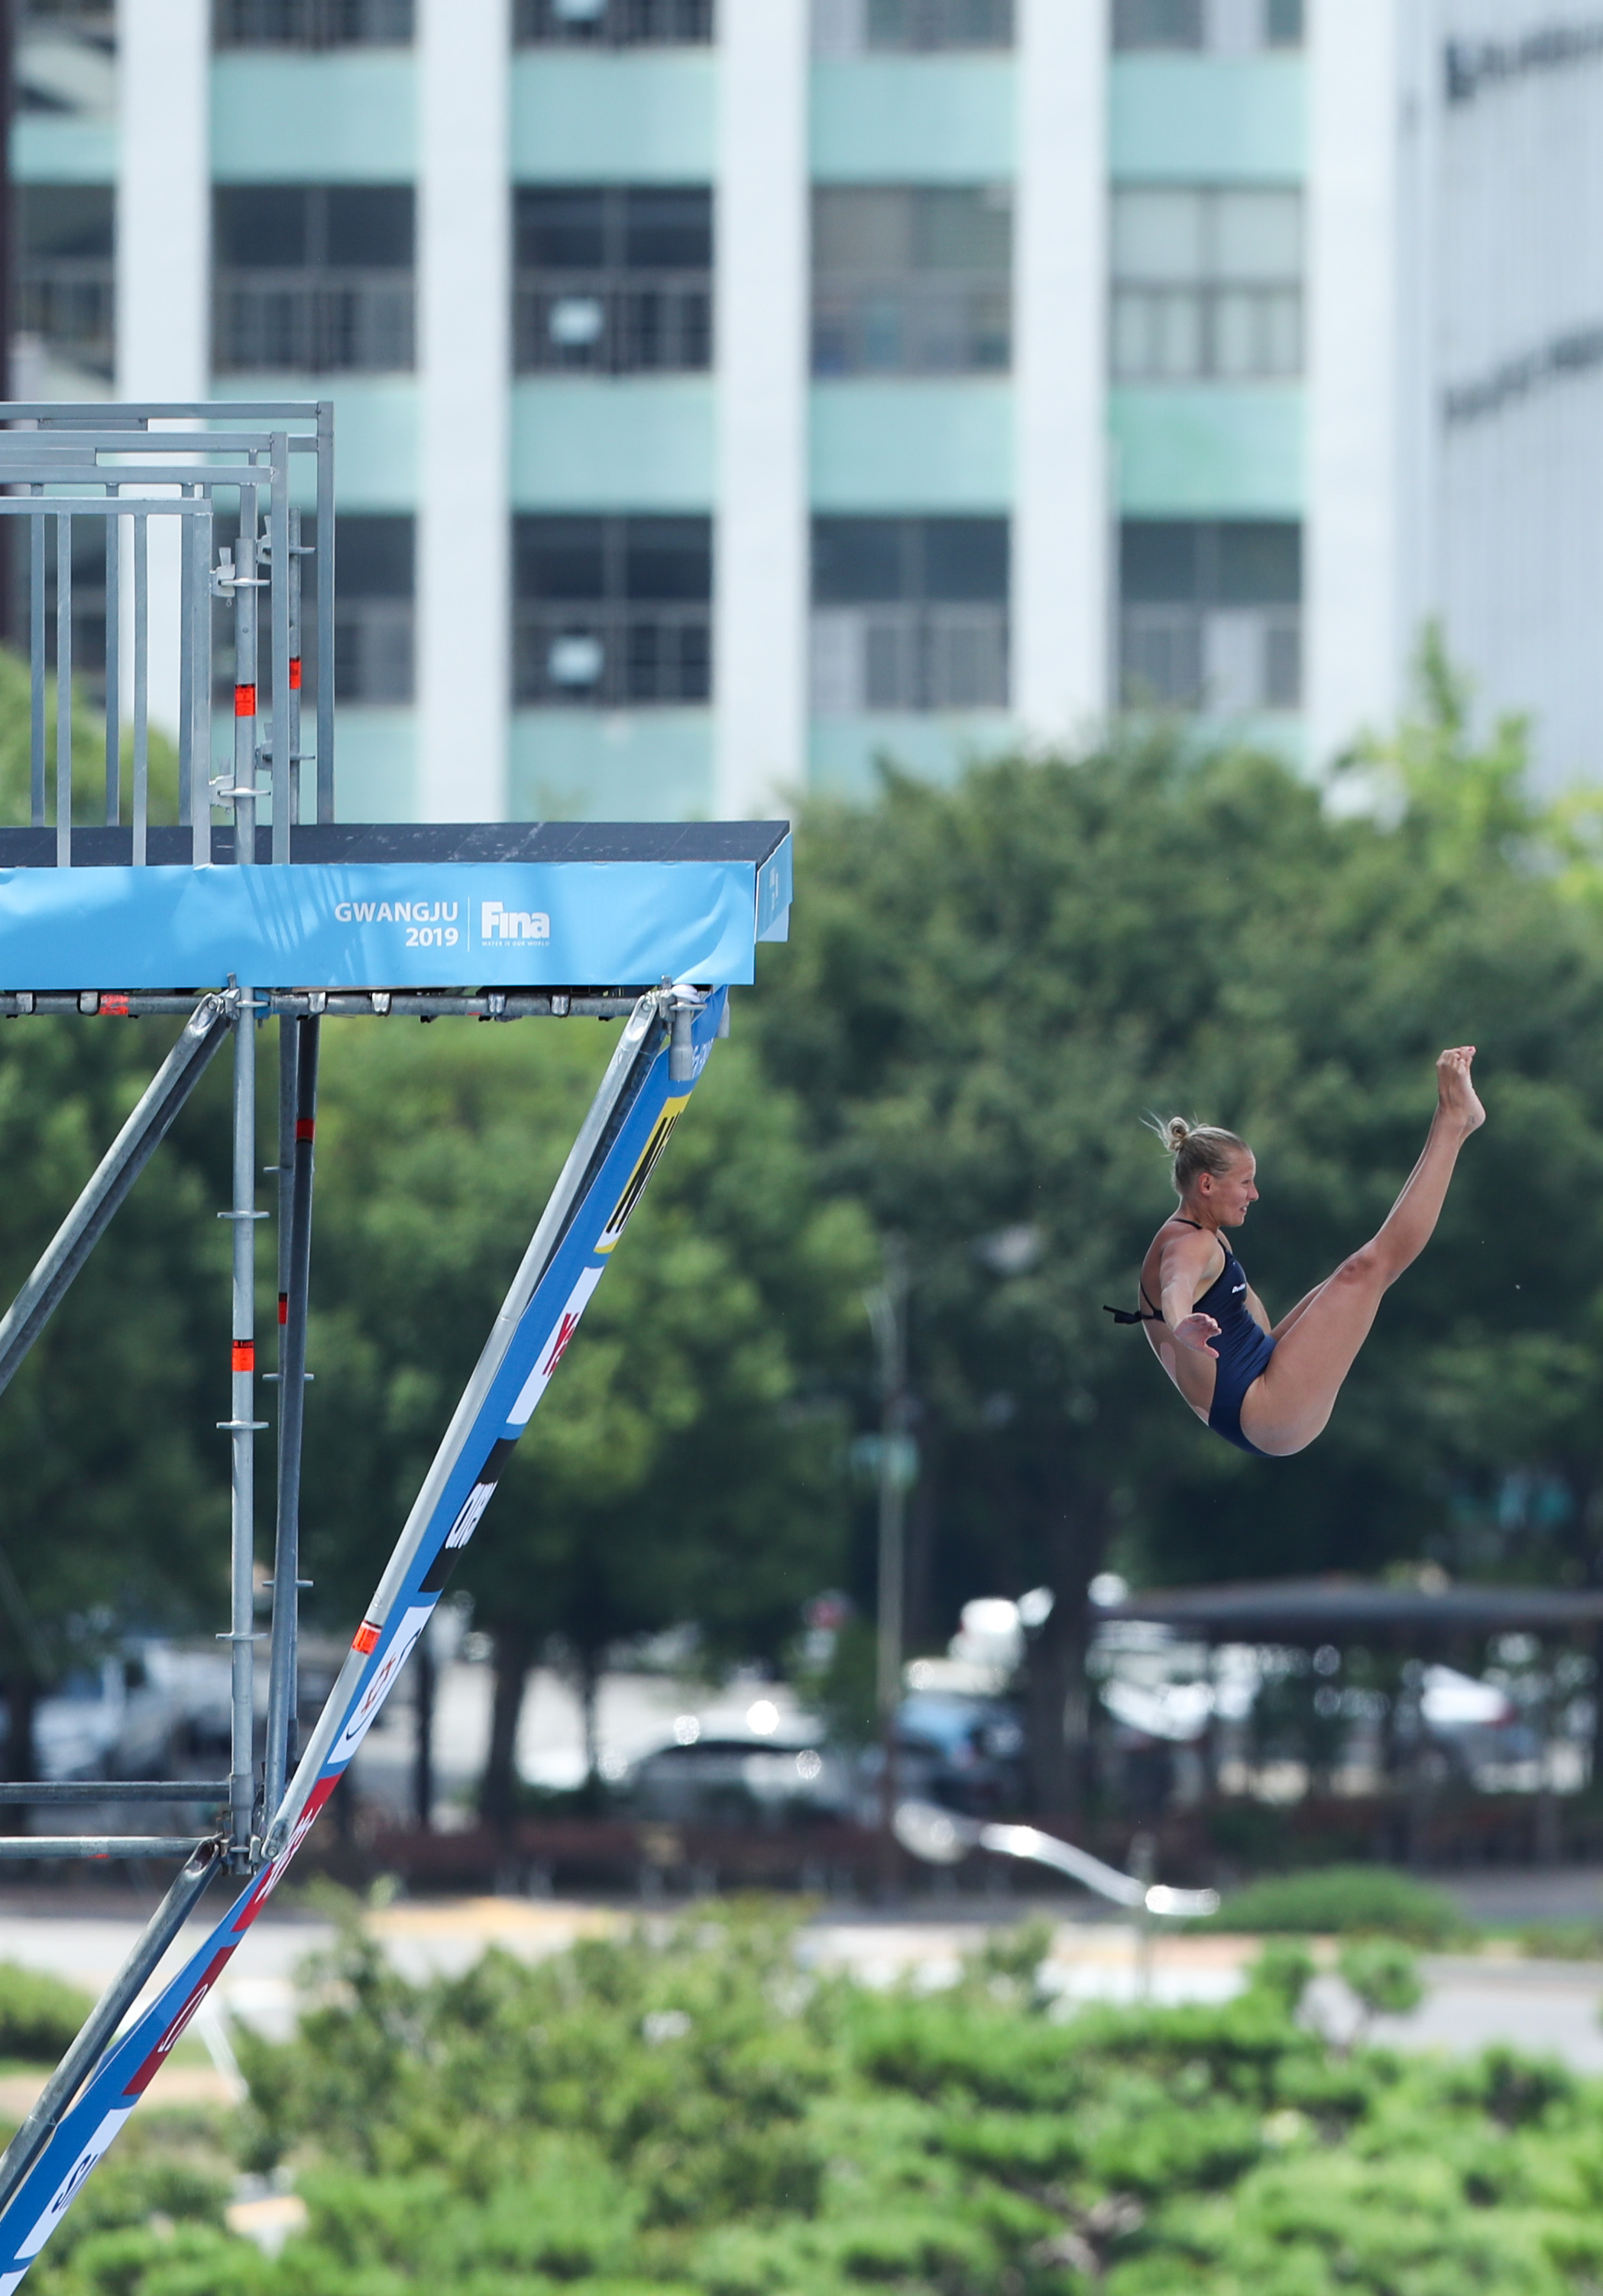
516,0,713,40
514,274,712,374
214,0,414,43
16,260,115,382
1111,284,1302,381
335,595,414,704
1121,604,1301,712
810,604,1009,713
863,0,1013,47
0,400,335,859
1112,0,1302,49
811,282,1012,377
513,603,711,705
213,275,415,376
19,0,113,26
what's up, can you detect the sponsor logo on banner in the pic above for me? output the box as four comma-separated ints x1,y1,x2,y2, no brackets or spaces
17,2110,134,2262
331,1606,436,1764
126,1954,232,2096
596,1099,688,1254
507,1266,603,1427
480,902,550,944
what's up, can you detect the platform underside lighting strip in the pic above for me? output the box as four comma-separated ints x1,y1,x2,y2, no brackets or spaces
0,982,723,2290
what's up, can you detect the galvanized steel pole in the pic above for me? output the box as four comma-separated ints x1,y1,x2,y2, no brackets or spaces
224,993,263,1862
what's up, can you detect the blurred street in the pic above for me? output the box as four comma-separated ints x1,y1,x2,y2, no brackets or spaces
0,1876,1601,2120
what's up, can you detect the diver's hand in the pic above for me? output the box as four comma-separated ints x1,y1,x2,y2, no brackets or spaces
1172,1313,1221,1358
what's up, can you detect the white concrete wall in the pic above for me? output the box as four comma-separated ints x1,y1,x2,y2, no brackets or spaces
117,0,210,742
1306,0,1405,767
1013,0,1109,745
1428,0,1603,789
117,0,209,403
416,0,510,821
714,0,809,819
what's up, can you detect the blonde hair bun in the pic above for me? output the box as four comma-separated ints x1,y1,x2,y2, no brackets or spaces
1145,1112,1249,1196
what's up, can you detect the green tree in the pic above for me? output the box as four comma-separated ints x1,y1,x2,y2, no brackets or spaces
0,652,226,1778
0,1012,234,1778
300,1018,873,1820
750,705,1603,1811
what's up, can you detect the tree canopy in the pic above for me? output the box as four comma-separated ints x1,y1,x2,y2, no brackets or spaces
750,683,1603,1802
300,1019,873,1815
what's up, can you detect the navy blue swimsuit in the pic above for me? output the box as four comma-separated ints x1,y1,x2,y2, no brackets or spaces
1109,1218,1278,1458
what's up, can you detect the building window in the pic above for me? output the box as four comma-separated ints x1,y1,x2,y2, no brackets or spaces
1112,185,1301,380
813,187,1012,377
811,517,1009,712
332,517,414,704
515,0,713,43
513,516,711,707
513,188,712,375
213,0,413,45
16,186,114,383
213,186,415,375
812,0,1012,51
1120,520,1300,713
1112,0,1301,50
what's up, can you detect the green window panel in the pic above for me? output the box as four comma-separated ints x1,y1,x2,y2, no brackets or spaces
810,57,1015,180
811,380,1012,511
212,54,417,179
512,377,715,510
1111,382,1303,515
510,709,715,821
1110,54,1305,183
511,52,716,181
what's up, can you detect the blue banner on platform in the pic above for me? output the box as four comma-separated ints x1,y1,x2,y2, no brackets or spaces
0,853,789,991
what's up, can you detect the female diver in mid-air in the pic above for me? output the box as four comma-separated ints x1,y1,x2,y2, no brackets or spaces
1110,1048,1485,1457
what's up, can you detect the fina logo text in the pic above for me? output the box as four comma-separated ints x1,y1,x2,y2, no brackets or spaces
481,902,551,943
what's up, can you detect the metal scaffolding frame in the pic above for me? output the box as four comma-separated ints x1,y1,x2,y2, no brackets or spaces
0,401,779,2285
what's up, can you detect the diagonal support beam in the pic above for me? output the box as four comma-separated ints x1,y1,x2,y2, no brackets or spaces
265,982,711,1860
0,1840,220,2214
0,985,726,2289
0,996,232,1404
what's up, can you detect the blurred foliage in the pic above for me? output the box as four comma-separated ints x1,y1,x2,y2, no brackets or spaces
752,659,1603,1803
0,646,182,826
1201,1864,1468,1945
0,997,232,1768
1338,1939,1425,2025
0,1961,92,2061
24,1911,1603,2296
300,1020,875,1812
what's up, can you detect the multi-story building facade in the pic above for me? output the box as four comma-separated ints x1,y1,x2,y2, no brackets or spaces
11,0,1598,820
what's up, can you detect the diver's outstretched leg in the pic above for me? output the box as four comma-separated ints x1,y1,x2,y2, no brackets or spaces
1240,1048,1484,1458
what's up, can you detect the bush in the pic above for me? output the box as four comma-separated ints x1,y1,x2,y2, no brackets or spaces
1202,1863,1467,1945
1339,1939,1425,2021
0,1962,92,2062
30,1906,1603,2296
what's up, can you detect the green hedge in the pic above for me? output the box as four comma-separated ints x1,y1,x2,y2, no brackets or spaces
21,1907,1603,2296
0,1963,92,2064
1200,1863,1469,1945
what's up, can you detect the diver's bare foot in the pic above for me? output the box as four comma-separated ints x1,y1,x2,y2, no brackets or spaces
1436,1045,1485,1135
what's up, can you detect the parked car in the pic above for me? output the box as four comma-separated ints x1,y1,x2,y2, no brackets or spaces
857,1690,1027,1820
626,1734,853,1828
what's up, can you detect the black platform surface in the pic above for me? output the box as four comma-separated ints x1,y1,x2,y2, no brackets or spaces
0,822,791,869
